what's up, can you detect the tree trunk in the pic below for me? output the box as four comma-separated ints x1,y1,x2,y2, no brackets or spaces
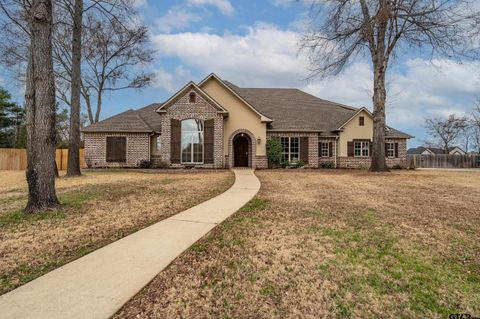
94,87,102,123
370,60,388,172
67,0,83,176
25,0,60,213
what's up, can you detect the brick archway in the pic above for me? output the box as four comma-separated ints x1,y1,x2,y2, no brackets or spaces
228,129,256,168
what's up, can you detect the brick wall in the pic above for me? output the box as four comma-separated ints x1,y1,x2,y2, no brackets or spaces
84,132,150,168
318,137,337,167
160,88,224,168
337,138,408,168
267,132,319,168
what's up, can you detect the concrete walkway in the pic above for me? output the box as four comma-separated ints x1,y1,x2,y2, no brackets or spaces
0,169,260,319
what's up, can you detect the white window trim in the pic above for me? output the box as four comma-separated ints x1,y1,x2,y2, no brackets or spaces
281,137,300,162
387,142,395,158
354,141,370,157
320,142,330,157
181,119,204,164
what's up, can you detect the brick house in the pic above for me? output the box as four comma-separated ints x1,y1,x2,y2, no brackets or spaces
82,73,412,169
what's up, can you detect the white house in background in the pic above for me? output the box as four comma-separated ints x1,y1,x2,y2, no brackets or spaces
407,146,466,156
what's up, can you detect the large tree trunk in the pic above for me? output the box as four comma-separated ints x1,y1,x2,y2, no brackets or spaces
67,0,83,176
370,60,388,172
25,0,60,213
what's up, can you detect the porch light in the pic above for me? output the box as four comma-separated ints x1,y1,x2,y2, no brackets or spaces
257,137,261,144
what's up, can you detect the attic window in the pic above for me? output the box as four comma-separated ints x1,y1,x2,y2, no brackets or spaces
189,92,196,104
359,116,365,126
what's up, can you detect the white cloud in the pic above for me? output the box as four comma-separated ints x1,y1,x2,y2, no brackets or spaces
153,66,194,93
132,0,147,8
152,23,480,143
187,0,234,16
153,23,307,87
155,8,201,33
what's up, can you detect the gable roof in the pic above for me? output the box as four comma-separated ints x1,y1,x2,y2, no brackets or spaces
198,73,272,122
82,76,411,138
223,82,411,137
407,146,465,155
156,81,228,114
82,107,159,133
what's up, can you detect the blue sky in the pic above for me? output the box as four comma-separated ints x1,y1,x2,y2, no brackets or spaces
2,0,479,148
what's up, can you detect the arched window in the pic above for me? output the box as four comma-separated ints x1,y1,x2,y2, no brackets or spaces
181,119,203,163
189,92,196,103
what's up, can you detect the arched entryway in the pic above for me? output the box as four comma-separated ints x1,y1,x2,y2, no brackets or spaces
233,134,251,167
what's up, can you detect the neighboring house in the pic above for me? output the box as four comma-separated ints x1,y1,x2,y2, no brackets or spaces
82,73,412,169
407,146,466,156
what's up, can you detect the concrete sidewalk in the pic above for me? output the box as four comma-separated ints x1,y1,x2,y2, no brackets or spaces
0,169,260,319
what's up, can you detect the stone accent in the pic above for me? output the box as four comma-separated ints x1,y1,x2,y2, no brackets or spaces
337,138,408,168
159,88,224,168
84,132,150,168
227,129,256,168
267,132,319,168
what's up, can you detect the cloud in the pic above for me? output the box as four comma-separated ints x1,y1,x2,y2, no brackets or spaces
187,0,234,15
151,23,480,144
132,0,147,8
155,8,201,33
153,66,194,93
153,23,307,87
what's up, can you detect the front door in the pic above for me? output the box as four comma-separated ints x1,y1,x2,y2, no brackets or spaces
234,136,249,167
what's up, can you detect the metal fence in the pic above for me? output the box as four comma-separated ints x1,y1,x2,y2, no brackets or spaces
0,148,86,170
407,154,480,169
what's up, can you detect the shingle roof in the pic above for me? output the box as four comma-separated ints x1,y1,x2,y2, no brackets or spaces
82,79,411,138
407,146,463,154
82,103,162,133
224,81,411,137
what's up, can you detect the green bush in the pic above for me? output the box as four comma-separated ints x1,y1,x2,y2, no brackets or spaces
320,161,335,169
266,138,283,168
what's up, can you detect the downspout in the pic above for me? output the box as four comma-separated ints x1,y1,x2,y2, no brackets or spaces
335,136,339,168
148,132,154,162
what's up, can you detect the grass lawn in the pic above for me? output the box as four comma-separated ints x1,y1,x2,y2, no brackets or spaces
114,169,480,319
0,169,234,295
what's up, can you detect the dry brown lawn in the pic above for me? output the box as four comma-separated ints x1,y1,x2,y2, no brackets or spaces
114,169,480,319
0,169,234,294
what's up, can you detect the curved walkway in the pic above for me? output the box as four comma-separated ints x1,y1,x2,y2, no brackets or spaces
0,169,260,319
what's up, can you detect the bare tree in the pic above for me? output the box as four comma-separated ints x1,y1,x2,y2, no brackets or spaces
1,0,154,176
79,15,154,124
471,98,480,153
425,114,468,153
67,0,83,176
25,0,60,213
301,0,479,171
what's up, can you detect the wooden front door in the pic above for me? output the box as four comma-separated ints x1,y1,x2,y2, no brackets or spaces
234,136,249,167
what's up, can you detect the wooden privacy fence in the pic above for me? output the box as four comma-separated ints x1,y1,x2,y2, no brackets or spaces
407,154,480,169
0,148,86,170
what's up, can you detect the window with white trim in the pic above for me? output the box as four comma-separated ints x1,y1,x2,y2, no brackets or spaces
320,142,330,157
181,119,203,163
387,142,395,158
280,137,299,162
354,141,369,157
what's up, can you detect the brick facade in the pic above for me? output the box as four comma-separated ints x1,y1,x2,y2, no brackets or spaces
337,138,407,168
159,88,224,169
267,132,319,168
84,132,150,168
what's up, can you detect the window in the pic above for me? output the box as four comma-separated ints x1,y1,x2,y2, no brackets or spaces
359,116,365,126
181,119,203,163
354,141,369,157
106,137,126,162
189,92,196,103
387,142,395,158
320,142,330,157
280,137,299,162
155,136,161,152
